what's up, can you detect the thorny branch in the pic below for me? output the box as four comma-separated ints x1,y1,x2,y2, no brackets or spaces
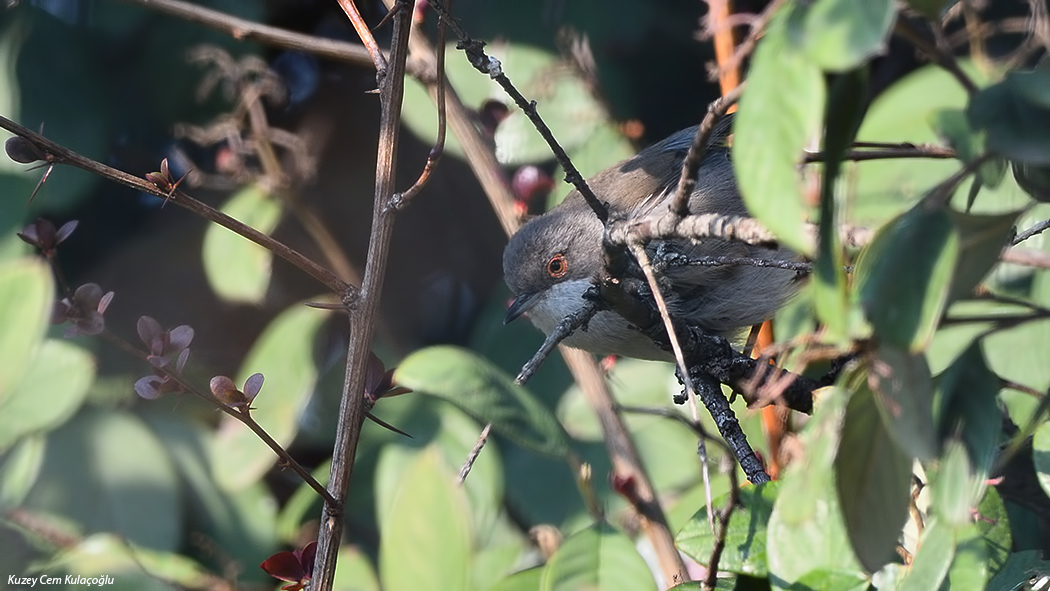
0,115,353,298
97,328,338,507
312,2,414,590
423,0,610,223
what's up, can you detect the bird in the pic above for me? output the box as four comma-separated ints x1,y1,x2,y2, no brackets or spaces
502,120,800,361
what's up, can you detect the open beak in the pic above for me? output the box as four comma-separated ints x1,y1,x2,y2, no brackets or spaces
504,291,541,324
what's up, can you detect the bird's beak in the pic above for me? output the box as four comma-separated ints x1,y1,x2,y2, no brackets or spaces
504,291,541,324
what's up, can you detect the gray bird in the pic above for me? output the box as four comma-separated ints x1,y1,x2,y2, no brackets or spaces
502,123,799,360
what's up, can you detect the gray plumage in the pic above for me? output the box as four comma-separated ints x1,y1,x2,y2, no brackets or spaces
503,123,798,360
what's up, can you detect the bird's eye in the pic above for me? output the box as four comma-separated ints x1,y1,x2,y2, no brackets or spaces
546,253,568,278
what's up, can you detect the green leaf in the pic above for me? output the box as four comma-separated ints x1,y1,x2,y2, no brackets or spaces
986,549,1050,591
794,0,897,72
334,545,380,591
834,384,912,573
0,434,45,508
947,523,989,591
968,70,1050,165
395,345,570,457
676,481,779,577
934,342,1001,484
734,13,825,255
975,488,1011,576
854,62,997,227
0,257,53,406
814,69,868,341
1032,421,1050,500
140,411,278,579
855,201,960,352
25,408,181,551
472,536,532,591
947,210,1021,301
402,43,611,165
667,577,739,591
540,522,657,591
277,459,330,544
379,447,473,591
790,569,870,591
983,316,1050,396
559,359,723,493
0,339,94,452
898,518,954,591
767,389,865,587
930,109,1005,190
931,439,973,526
39,533,216,590
490,567,544,591
676,482,776,575
201,184,282,304
374,399,504,535
212,303,329,490
868,344,938,461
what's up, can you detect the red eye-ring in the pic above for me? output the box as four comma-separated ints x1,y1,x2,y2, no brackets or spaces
546,253,568,278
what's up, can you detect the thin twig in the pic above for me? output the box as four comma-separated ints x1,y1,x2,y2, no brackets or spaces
312,3,414,590
1001,378,1046,399
392,0,519,235
515,297,600,384
390,0,450,210
705,0,741,93
98,329,338,507
558,348,688,584
670,86,744,216
705,0,788,84
703,461,740,591
410,1,685,580
1001,247,1050,269
803,144,957,163
894,18,979,94
424,0,609,224
458,423,492,484
0,115,352,297
613,212,782,249
681,255,813,273
336,0,389,74
232,70,363,285
117,0,374,68
1013,219,1050,246
628,241,715,530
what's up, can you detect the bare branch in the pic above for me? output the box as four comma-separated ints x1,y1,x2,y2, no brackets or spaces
670,85,744,216
390,1,450,210
118,0,374,68
425,0,609,224
458,423,492,484
515,297,600,385
312,2,414,589
0,115,352,297
336,0,389,73
98,329,338,507
1013,219,1050,246
803,144,957,163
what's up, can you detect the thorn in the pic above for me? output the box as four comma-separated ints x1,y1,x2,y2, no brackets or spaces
366,412,413,438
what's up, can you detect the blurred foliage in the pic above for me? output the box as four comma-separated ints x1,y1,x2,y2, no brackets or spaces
2,0,1050,590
